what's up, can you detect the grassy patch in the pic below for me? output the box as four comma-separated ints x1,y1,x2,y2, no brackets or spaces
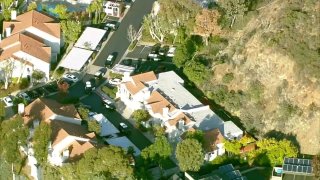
109,72,124,79
101,85,117,99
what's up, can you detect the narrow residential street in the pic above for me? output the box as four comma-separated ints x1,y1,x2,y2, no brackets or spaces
93,0,156,67
67,75,152,150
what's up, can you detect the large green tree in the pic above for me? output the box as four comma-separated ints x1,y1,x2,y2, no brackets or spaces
33,121,52,164
184,130,204,145
183,60,210,86
255,138,298,166
75,146,134,179
87,120,101,135
176,138,204,172
61,20,82,43
218,0,248,28
0,116,29,165
143,0,201,43
141,136,172,166
132,109,151,123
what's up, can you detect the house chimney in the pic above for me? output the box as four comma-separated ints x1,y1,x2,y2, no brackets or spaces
163,107,169,119
5,27,11,37
18,103,25,114
11,10,17,20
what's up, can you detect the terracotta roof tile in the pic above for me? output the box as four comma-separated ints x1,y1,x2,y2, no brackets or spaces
124,71,157,95
3,10,60,38
69,141,94,160
23,98,81,125
147,91,176,115
50,120,96,147
203,128,224,152
168,112,192,126
0,33,51,62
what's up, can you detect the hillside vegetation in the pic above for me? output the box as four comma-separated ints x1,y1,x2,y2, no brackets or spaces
143,0,320,154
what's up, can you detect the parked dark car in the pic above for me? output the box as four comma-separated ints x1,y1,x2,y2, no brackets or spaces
121,59,133,66
85,78,96,94
94,68,108,79
105,52,118,68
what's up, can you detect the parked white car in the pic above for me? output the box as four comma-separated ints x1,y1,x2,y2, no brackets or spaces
166,46,176,57
3,96,13,107
63,73,79,83
108,78,121,86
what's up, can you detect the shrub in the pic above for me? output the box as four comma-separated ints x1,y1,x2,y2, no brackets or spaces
53,67,65,79
101,86,117,99
19,78,30,89
183,60,210,86
88,120,101,135
109,72,123,79
132,109,150,123
222,73,234,84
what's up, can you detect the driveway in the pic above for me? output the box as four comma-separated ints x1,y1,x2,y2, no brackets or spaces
93,0,156,67
126,45,152,60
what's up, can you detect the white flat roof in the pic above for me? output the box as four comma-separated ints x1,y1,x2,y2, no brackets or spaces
59,47,93,71
75,27,106,50
154,71,203,109
111,64,135,75
191,107,224,131
106,136,141,156
92,114,119,136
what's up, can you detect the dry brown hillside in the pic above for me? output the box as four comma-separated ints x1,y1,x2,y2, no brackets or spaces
209,0,320,154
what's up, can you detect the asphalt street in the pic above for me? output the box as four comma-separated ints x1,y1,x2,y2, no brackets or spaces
67,77,152,150
93,0,156,67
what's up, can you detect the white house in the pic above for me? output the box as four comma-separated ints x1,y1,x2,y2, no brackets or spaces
0,10,61,82
203,128,225,161
118,71,242,142
23,98,96,166
104,1,122,18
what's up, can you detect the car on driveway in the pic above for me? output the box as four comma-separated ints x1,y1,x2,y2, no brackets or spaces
167,46,176,57
105,52,117,68
62,73,79,83
94,68,108,79
103,99,116,110
159,45,169,56
108,78,121,86
17,92,31,102
105,21,119,31
3,96,13,107
121,59,133,66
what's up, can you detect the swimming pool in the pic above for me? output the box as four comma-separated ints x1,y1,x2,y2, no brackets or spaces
37,1,88,16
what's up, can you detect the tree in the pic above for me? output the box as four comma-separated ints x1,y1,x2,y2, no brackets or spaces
132,109,151,123
27,2,37,11
218,0,248,28
152,125,166,137
87,0,103,24
52,4,70,20
127,24,137,42
1,58,15,89
0,101,6,120
224,140,242,155
176,139,204,172
194,9,221,45
142,0,201,43
33,122,52,164
255,138,298,166
76,146,134,179
183,60,210,86
77,106,90,121
87,120,101,135
184,130,204,145
61,20,82,43
32,70,46,82
0,116,29,168
141,136,172,169
173,38,197,67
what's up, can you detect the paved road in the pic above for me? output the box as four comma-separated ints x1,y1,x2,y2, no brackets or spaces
67,74,152,150
93,0,156,67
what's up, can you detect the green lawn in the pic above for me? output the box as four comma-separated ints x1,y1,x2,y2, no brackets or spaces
243,167,273,180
